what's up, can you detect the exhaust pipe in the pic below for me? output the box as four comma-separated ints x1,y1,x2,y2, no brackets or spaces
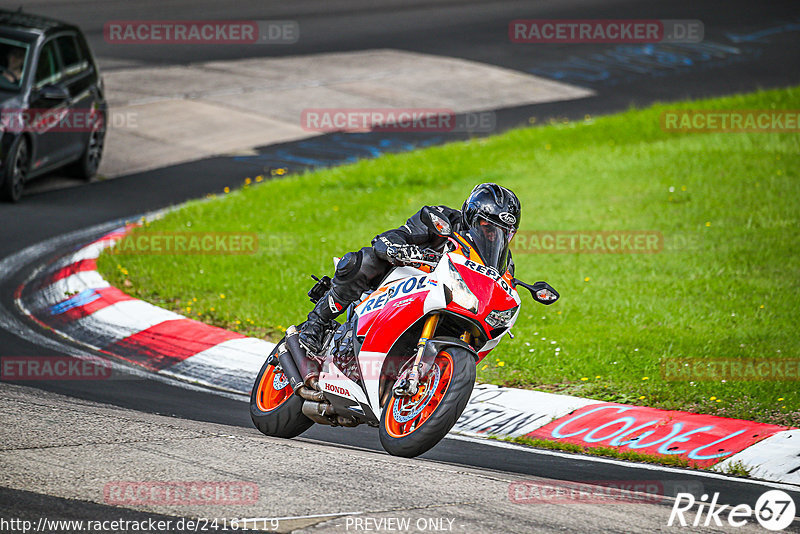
301,400,360,427
286,325,320,386
297,385,325,402
335,415,360,427
276,342,303,393
302,400,337,425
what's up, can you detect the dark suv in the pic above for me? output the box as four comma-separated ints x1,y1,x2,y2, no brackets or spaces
0,9,106,202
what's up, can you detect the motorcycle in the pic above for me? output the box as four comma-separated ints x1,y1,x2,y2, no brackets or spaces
250,212,559,457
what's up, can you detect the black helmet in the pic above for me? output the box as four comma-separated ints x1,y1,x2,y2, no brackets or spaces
461,183,521,271
462,183,521,232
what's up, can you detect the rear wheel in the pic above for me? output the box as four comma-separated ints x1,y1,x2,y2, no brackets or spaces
250,340,313,438
379,347,476,457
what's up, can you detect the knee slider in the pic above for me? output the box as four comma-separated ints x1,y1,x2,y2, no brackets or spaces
334,251,362,282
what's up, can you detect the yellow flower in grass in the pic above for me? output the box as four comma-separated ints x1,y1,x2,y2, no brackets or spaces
642,376,649,381
481,364,488,371
223,187,230,194
710,396,717,401
497,361,505,367
580,377,588,381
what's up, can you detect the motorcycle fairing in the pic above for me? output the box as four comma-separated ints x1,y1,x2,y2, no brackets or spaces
318,360,379,424
326,236,523,421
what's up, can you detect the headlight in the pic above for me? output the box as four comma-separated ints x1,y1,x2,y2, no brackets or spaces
485,306,518,329
444,260,479,314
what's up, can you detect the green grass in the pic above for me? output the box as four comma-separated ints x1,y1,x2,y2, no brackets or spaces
711,460,753,478
98,86,800,426
492,435,754,475
491,435,692,469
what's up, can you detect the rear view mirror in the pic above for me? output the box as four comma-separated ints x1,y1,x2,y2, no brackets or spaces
37,84,70,101
425,210,452,237
513,279,560,305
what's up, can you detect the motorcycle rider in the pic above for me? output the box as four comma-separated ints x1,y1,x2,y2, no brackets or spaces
298,183,522,356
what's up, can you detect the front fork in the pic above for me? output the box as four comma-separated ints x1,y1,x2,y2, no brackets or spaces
393,314,472,396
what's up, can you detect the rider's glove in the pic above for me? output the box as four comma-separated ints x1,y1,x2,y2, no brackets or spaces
386,244,424,265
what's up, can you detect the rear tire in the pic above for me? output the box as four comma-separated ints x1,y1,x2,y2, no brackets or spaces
250,340,313,439
379,347,476,458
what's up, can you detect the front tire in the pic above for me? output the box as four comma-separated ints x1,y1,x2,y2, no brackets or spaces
1,137,29,203
379,347,476,458
250,340,313,439
69,121,105,181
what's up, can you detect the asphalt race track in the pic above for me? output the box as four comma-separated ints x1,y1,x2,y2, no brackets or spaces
2,0,800,531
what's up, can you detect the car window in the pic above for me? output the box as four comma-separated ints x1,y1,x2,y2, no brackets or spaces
0,38,30,90
35,40,62,88
56,34,88,76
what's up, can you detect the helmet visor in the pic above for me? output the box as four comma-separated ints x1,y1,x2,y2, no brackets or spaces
466,216,513,272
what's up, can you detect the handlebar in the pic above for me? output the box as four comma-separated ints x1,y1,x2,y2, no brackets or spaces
399,249,442,267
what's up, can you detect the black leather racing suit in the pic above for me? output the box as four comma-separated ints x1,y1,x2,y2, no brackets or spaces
329,205,465,303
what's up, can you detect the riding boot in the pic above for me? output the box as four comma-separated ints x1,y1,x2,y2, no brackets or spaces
298,288,350,355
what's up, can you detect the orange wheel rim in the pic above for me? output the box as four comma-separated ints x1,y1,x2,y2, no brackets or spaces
385,351,454,438
255,364,292,412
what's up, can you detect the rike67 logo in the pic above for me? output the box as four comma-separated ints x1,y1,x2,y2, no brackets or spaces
668,490,796,531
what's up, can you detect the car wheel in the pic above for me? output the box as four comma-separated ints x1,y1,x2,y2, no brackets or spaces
1,137,30,203
69,122,105,181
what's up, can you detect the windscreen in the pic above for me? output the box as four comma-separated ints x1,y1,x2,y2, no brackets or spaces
0,38,30,90
466,216,513,272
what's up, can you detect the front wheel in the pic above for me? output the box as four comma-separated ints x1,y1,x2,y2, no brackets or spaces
250,340,313,438
69,122,105,181
379,347,476,458
1,137,29,203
